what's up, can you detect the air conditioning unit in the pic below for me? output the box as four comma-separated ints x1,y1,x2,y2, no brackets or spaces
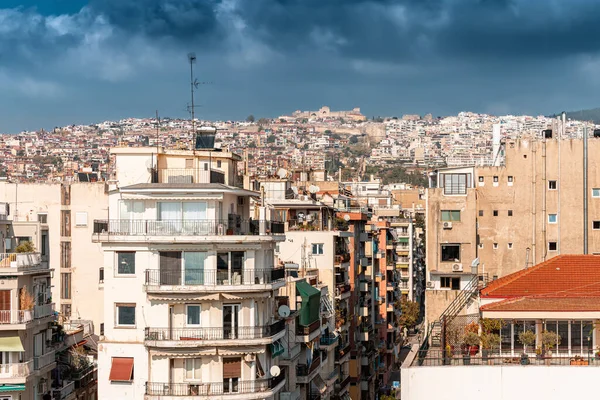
452,263,463,272
443,222,453,229
426,281,434,289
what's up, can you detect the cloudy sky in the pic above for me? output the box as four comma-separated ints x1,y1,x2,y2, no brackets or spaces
2,0,600,133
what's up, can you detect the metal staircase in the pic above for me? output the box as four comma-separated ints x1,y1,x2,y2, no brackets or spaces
320,288,336,332
430,274,481,347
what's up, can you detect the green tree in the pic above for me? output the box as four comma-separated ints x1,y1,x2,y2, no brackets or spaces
247,141,257,148
267,135,276,144
15,241,35,253
349,135,359,144
397,299,420,328
246,115,255,122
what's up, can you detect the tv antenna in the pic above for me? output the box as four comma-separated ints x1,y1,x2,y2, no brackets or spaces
187,52,212,135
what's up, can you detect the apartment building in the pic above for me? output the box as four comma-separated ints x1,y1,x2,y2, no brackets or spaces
0,182,107,334
0,204,56,399
96,139,288,400
425,136,600,325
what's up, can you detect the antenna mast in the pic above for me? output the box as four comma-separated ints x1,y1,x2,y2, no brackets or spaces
188,53,197,136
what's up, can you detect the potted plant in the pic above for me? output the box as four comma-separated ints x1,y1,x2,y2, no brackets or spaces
517,330,536,365
462,332,480,365
535,347,543,360
541,330,561,364
480,332,501,362
19,287,35,321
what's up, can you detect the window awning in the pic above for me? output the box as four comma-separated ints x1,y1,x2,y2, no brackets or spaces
296,280,321,326
270,340,284,357
109,357,134,382
0,336,24,352
0,384,25,392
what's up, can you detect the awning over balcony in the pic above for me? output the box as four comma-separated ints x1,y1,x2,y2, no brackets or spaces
219,347,265,356
121,194,223,201
0,384,25,392
270,340,285,357
0,336,24,352
147,293,220,302
297,281,321,326
152,348,218,358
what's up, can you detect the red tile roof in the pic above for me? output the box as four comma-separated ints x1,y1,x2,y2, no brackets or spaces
480,255,600,312
481,255,600,299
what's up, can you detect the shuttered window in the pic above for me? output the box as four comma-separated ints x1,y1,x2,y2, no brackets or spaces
223,358,241,378
159,252,181,285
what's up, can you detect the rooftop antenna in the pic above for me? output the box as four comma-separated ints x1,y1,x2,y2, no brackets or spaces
187,53,197,136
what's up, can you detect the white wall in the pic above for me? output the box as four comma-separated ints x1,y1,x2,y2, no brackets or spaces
402,365,600,400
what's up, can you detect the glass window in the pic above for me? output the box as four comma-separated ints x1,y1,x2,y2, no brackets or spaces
117,252,135,275
493,176,498,183
548,242,558,251
440,277,450,288
493,210,498,216
186,305,201,326
508,210,513,217
443,174,468,195
500,323,512,354
185,358,202,380
441,210,460,221
184,252,206,285
116,304,135,326
508,176,513,183
478,176,484,182
557,321,569,353
593,188,600,198
593,221,600,230
571,321,582,351
479,210,484,217
158,202,182,221
548,214,557,224
440,244,460,262
312,243,324,255
548,180,557,190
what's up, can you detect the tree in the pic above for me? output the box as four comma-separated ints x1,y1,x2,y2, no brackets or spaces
397,299,420,328
15,241,35,253
247,141,257,148
349,135,359,144
246,115,255,123
267,135,276,144
257,118,269,125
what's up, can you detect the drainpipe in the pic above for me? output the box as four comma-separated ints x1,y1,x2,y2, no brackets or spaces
584,125,589,254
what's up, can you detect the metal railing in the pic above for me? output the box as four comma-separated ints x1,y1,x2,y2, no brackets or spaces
52,380,75,400
155,168,226,185
320,334,338,346
0,310,33,324
296,320,320,336
93,219,285,236
335,375,351,390
335,343,351,361
297,356,321,376
144,268,285,287
145,372,285,396
0,360,32,378
414,349,600,367
34,350,56,370
145,320,285,341
34,303,55,319
0,252,42,269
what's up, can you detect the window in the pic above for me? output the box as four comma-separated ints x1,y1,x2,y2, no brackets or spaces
186,305,201,326
116,304,136,327
61,273,71,299
441,173,469,195
508,176,513,183
440,210,461,222
593,188,600,198
117,252,135,275
478,210,484,217
440,277,460,290
478,176,484,182
217,160,222,168
185,358,202,380
109,357,134,382
593,221,600,230
100,323,104,335
548,214,557,224
478,243,484,249
61,304,71,318
37,213,48,224
185,158,193,169
508,210,513,217
440,244,460,262
493,176,498,183
99,268,104,283
75,212,88,227
493,243,498,249
312,243,324,255
61,210,71,237
493,210,498,217
203,163,208,171
548,180,557,190
548,242,558,251
508,243,513,249
61,242,71,269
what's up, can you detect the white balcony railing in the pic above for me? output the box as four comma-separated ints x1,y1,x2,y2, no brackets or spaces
0,253,42,269
0,310,33,324
34,303,55,319
0,360,33,378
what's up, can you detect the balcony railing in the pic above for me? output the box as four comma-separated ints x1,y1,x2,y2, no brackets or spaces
335,375,351,391
296,320,320,336
146,372,285,396
320,334,338,346
0,310,33,324
0,360,32,378
144,268,285,287
93,219,285,236
34,350,56,370
0,253,42,269
335,284,351,297
155,168,226,185
52,380,75,400
145,320,285,341
296,356,321,376
34,303,55,319
335,343,351,361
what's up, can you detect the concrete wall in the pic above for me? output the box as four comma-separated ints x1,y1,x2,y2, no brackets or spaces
402,365,600,400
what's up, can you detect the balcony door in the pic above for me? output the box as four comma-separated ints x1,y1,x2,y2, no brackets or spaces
222,357,241,393
0,351,11,376
119,200,144,234
0,291,10,324
217,252,245,285
160,252,182,285
223,304,240,339
183,252,206,285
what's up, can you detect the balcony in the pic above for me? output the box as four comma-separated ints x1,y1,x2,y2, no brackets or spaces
296,356,322,384
92,218,285,242
34,303,55,319
144,320,285,347
155,168,226,184
335,254,351,265
280,388,301,400
0,253,45,273
397,256,410,264
335,375,351,394
335,343,351,364
144,268,286,294
146,372,285,399
0,360,33,380
52,380,75,400
34,350,56,371
319,334,339,351
335,284,351,300
296,320,321,342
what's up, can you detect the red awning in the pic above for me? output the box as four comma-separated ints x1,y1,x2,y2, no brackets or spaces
109,357,134,382
74,340,87,347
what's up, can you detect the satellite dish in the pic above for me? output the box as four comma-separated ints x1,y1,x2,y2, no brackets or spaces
309,185,320,194
277,168,288,179
278,305,291,318
343,214,351,222
270,365,281,377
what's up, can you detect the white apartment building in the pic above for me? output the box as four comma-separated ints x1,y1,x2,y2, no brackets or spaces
97,140,288,400
0,204,57,400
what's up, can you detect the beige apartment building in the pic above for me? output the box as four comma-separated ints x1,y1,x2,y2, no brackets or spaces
0,182,107,335
425,137,600,324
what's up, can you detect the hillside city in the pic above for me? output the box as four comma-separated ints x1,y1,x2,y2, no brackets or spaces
0,106,599,400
